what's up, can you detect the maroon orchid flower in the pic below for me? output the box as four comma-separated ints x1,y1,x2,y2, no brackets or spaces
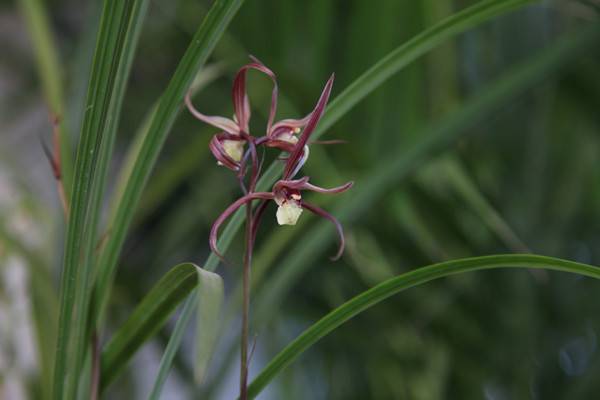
185,57,277,171
186,56,333,172
208,74,353,260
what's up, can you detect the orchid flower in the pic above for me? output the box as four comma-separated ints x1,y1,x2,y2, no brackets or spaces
185,57,277,171
208,74,353,260
186,56,329,172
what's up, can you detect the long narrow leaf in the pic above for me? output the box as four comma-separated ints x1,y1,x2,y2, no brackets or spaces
148,293,197,400
147,266,224,400
89,0,150,276
248,254,600,398
100,263,223,391
53,1,142,399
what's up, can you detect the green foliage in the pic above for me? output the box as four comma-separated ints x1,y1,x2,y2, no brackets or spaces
100,263,223,391
53,2,145,398
248,254,600,398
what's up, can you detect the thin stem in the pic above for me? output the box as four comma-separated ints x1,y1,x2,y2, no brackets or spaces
240,202,253,400
41,115,70,218
90,331,100,400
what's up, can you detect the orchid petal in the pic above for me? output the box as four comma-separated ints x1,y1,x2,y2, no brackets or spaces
264,139,296,153
232,58,278,133
210,192,274,259
209,135,242,171
301,202,346,261
300,180,354,194
289,145,310,179
274,178,352,195
185,91,239,135
273,177,310,192
283,74,334,179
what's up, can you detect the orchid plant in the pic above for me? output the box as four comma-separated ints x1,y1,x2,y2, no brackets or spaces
185,57,353,399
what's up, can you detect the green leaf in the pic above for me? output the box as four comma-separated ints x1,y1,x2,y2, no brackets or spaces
195,271,224,383
147,268,224,400
148,294,197,400
94,0,245,330
201,0,541,273
52,1,147,399
100,264,223,391
247,254,600,398
89,0,150,266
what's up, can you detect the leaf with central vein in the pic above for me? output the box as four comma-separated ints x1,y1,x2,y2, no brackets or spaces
94,0,245,330
246,254,600,398
100,263,223,392
53,1,142,399
201,0,540,273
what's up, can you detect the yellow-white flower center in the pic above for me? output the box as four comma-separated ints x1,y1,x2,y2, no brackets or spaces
276,200,302,225
222,140,244,162
278,131,299,145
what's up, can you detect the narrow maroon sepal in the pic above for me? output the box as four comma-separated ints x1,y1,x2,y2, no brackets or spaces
210,192,275,259
232,58,278,134
301,202,346,261
185,91,239,134
283,74,335,179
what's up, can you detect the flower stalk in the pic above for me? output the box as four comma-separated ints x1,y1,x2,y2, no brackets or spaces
41,114,69,218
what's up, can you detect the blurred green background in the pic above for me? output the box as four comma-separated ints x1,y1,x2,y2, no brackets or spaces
2,0,600,398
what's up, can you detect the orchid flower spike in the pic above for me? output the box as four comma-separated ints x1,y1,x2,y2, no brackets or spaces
208,71,353,260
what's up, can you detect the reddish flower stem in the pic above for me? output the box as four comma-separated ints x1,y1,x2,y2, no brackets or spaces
240,201,253,400
41,114,70,218
90,331,100,400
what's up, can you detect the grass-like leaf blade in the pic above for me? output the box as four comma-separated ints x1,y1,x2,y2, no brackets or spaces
100,263,223,391
53,1,143,398
248,254,600,398
147,293,197,400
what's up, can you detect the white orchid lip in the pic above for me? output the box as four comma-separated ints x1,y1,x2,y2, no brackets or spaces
276,200,303,225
